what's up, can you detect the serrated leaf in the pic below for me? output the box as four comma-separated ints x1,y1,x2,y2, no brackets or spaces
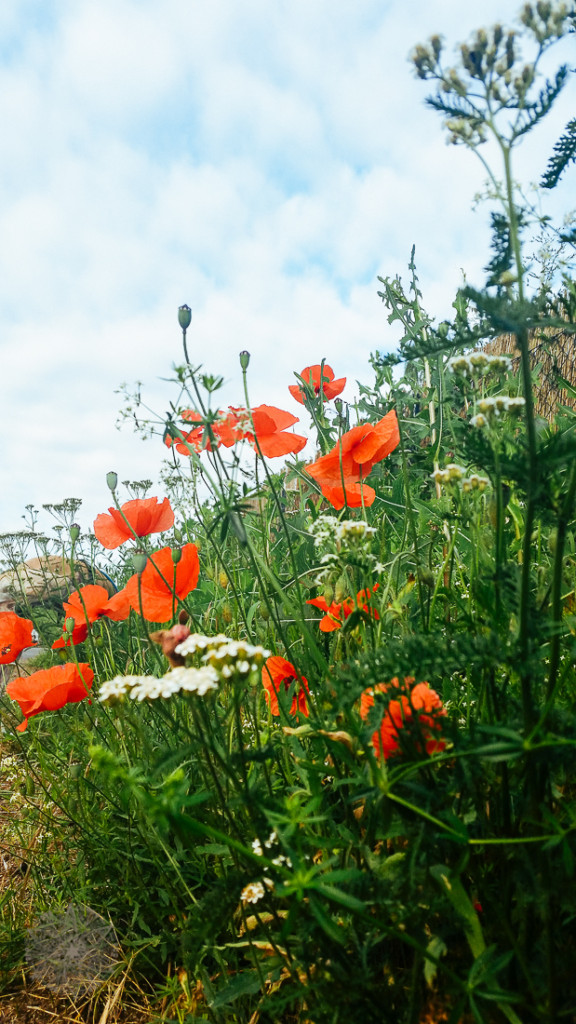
424,934,447,988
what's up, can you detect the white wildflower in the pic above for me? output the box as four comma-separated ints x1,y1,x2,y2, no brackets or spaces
308,516,340,545
98,675,145,704
335,520,376,543
241,881,265,905
448,352,512,376
432,464,466,486
175,632,232,657
129,677,165,701
163,666,220,696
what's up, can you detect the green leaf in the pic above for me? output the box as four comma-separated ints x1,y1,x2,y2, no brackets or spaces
430,864,485,959
308,894,347,945
210,970,262,1009
311,882,366,911
424,934,447,988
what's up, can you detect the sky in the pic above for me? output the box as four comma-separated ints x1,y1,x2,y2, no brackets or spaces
1,0,574,538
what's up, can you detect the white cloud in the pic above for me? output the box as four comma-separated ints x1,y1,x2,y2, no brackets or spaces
0,0,574,537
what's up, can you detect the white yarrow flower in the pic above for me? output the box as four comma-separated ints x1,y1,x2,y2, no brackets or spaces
241,881,265,905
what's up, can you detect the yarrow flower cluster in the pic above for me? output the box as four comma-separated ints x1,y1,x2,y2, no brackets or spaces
432,465,490,493
175,632,270,681
308,516,376,548
431,464,467,485
472,396,526,424
447,352,512,377
240,881,266,905
308,516,382,584
98,666,220,704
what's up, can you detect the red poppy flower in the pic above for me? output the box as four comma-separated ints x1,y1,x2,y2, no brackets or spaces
360,677,445,759
52,585,131,648
93,497,175,550
307,585,380,633
305,410,400,509
6,662,94,732
165,410,222,455
122,543,200,622
0,612,36,665
262,656,310,716
215,405,307,458
288,365,346,405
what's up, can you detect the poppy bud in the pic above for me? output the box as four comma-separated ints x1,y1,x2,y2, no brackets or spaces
65,617,76,634
106,471,118,492
69,524,80,543
171,547,182,565
334,575,348,603
178,304,192,330
173,526,183,544
132,550,148,575
239,350,251,371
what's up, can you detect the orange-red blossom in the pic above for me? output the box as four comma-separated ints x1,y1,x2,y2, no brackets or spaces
7,663,94,732
262,656,310,716
0,612,36,664
167,405,307,459
305,409,400,509
288,364,346,405
360,677,446,760
307,585,380,633
52,584,131,649
113,543,200,622
94,497,174,550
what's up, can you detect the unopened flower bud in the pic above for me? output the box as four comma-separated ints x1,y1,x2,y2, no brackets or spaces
65,617,76,634
239,350,251,371
173,526,183,544
171,547,182,565
178,304,192,331
106,471,118,492
69,524,80,543
132,550,148,575
334,575,348,603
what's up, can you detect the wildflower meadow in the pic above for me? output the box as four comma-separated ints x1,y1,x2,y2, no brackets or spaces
2,5,576,1022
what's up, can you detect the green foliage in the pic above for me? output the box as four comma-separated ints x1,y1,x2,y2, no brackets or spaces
2,4,576,1023
542,116,576,188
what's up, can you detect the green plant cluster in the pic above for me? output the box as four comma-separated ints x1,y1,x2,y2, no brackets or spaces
2,4,576,1023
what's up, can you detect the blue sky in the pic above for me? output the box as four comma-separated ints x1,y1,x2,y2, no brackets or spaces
1,0,574,536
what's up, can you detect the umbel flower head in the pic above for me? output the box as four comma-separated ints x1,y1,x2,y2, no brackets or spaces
175,632,270,681
98,665,220,703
